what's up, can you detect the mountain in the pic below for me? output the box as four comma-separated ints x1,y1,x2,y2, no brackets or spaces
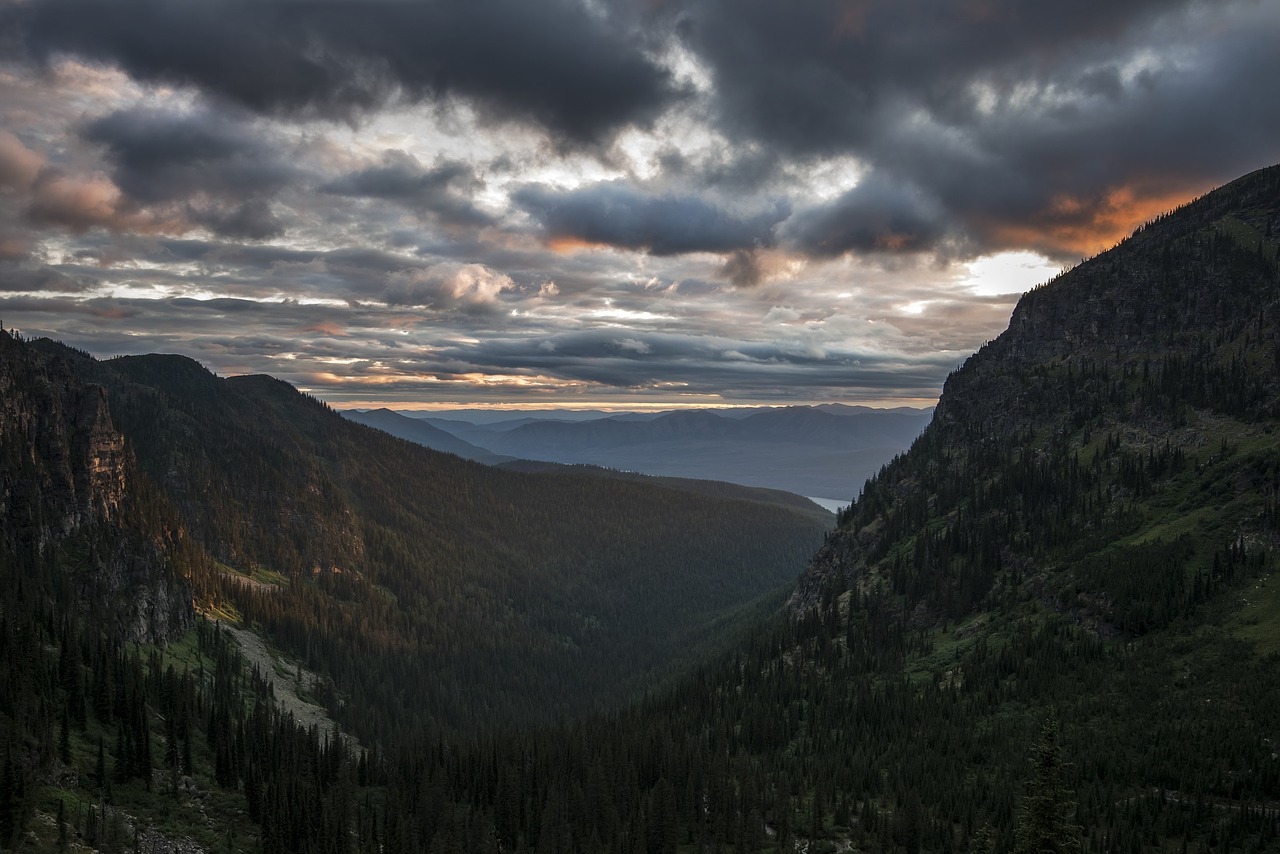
747,163,1280,849
415,407,635,425
340,407,513,464
0,334,833,739
424,404,934,500
795,163,1280,616
366,164,1280,853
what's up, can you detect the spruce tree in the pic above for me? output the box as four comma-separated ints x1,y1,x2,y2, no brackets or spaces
1014,717,1081,854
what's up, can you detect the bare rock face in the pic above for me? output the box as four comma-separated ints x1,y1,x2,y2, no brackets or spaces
76,384,128,521
0,330,192,644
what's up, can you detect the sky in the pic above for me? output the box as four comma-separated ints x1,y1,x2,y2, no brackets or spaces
1,0,1277,410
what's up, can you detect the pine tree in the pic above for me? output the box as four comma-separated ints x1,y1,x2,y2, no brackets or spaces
1014,717,1081,854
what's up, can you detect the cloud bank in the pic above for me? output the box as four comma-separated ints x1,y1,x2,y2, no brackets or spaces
1,0,1277,407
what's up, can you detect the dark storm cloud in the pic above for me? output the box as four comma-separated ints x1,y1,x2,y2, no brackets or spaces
189,201,286,240
0,262,93,293
783,175,949,257
11,0,677,144
870,13,1280,257
82,107,300,204
668,0,1179,155
404,329,960,398
154,239,318,267
515,182,788,256
322,152,493,228
717,249,764,287
655,0,1280,258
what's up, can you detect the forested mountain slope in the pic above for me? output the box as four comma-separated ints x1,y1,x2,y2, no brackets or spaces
0,332,192,644
347,164,1280,854
795,163,1280,620
3,333,831,737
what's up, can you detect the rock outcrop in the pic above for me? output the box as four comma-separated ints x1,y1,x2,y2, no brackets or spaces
0,330,192,643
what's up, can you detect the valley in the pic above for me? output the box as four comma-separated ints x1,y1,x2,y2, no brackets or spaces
343,404,933,502
2,164,1279,853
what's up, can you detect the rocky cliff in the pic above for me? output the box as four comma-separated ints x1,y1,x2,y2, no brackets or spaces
0,330,192,643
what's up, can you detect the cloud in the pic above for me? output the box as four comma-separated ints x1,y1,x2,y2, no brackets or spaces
717,249,764,287
322,151,492,228
383,262,515,310
783,175,949,257
670,0,1178,155
70,106,305,239
1,0,1277,411
516,181,788,256
25,171,179,235
665,0,1280,259
11,0,678,144
0,262,94,293
0,132,44,191
82,107,300,203
188,200,286,241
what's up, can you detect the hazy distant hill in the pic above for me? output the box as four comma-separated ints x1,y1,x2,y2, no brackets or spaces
341,407,513,464
420,405,933,500
494,458,832,515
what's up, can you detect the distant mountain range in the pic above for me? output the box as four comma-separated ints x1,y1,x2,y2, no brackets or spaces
343,404,934,503
342,407,513,465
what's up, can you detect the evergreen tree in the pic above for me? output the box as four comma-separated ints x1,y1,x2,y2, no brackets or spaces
1014,717,1081,854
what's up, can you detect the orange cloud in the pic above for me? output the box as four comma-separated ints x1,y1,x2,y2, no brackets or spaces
833,1,876,39
27,172,186,235
960,0,999,22
0,132,44,191
0,235,32,262
984,181,1214,258
302,320,347,337
547,235,607,254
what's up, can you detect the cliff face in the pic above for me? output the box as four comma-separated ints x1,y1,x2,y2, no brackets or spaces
0,331,192,644
792,165,1280,620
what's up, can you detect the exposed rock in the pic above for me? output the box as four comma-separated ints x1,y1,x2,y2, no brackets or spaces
0,330,193,644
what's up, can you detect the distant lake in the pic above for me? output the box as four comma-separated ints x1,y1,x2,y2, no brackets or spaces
807,496,847,514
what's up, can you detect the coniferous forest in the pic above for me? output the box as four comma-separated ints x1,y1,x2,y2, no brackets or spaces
3,164,1280,853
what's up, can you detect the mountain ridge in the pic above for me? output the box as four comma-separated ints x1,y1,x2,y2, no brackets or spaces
340,407,514,464
794,163,1280,622
2,333,835,734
